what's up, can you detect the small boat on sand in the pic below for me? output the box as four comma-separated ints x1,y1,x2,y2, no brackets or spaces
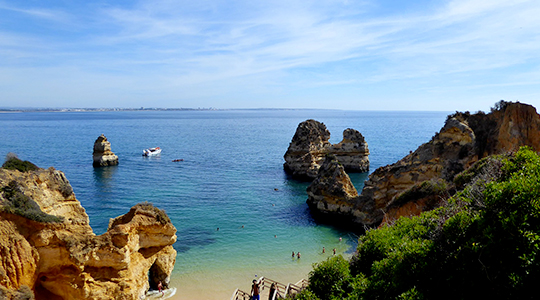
143,147,161,156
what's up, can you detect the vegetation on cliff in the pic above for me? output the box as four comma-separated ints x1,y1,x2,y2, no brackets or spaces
295,147,540,300
1,154,64,223
2,153,38,172
0,180,63,223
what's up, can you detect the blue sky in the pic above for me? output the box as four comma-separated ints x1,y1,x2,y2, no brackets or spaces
1,0,539,111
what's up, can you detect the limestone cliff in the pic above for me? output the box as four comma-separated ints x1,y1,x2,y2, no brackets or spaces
306,155,363,224
0,162,176,300
93,134,119,168
306,101,540,228
284,120,369,180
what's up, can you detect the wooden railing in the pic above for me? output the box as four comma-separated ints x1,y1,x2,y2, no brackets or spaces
230,288,252,300
230,277,308,300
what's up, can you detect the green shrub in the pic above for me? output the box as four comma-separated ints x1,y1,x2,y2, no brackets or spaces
290,289,320,300
58,182,73,198
308,255,350,300
1,180,63,223
343,147,540,299
453,155,505,190
396,287,423,300
2,153,39,172
349,213,439,299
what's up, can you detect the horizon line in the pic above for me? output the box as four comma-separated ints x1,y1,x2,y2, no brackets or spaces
0,107,456,113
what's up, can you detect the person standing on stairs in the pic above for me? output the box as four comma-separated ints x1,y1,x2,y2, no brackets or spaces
269,282,277,300
251,279,261,300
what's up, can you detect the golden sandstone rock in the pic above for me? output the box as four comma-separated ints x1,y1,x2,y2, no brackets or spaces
306,101,540,229
0,166,176,300
93,134,119,168
284,120,369,180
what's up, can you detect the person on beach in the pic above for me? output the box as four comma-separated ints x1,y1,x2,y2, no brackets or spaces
251,279,261,300
158,281,164,297
269,282,277,300
322,247,325,254
333,248,336,255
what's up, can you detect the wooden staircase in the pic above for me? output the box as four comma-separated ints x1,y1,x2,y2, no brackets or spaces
230,277,308,300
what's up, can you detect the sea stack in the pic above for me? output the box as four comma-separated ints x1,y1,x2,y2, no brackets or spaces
283,119,369,180
93,134,119,167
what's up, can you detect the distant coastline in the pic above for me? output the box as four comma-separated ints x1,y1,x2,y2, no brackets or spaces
0,107,327,113
0,107,220,113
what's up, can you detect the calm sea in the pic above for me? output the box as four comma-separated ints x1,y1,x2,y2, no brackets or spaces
0,109,448,299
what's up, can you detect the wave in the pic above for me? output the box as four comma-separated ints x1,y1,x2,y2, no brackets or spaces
144,287,177,299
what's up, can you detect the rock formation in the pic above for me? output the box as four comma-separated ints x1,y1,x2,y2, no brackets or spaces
306,101,540,228
306,155,361,224
93,134,119,168
284,120,369,180
0,160,176,300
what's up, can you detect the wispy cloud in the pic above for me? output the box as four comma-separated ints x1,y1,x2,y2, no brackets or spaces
91,0,540,82
0,1,72,22
1,0,539,109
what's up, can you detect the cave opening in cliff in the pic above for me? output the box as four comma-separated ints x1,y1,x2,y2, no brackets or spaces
148,261,168,291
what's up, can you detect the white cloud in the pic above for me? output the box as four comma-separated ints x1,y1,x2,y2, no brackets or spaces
1,0,540,109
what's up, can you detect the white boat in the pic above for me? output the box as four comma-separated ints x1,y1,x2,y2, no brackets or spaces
143,147,161,156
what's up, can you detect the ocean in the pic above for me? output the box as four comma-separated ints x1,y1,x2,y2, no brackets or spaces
0,109,449,300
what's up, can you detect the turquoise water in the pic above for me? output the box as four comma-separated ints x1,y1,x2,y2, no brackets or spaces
0,110,448,299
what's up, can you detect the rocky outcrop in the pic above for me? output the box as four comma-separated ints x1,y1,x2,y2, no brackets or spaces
93,134,119,168
306,101,540,228
306,155,382,226
306,155,359,222
284,120,369,180
0,163,176,300
329,129,370,173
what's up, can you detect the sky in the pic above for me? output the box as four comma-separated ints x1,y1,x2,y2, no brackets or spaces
1,0,540,111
